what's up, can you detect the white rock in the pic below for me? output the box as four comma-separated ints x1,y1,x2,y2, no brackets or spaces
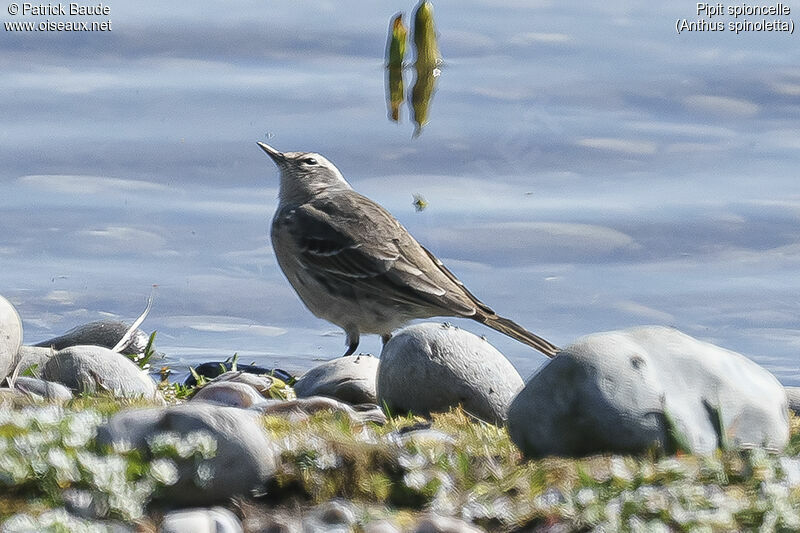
364,521,402,533
294,354,379,404
303,499,357,533
257,396,387,425
508,326,790,457
42,345,160,401
377,323,524,424
96,403,277,504
191,381,267,408
160,506,243,533
0,295,23,381
13,345,52,377
210,371,277,396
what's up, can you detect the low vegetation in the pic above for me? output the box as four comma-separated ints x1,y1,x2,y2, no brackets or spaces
0,389,797,531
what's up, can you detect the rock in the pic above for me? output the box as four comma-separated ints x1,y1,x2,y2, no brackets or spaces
786,386,800,415
294,354,379,404
364,521,402,533
508,326,790,457
34,319,148,355
14,345,52,377
160,507,243,533
211,370,278,396
191,381,267,408
184,362,292,387
412,514,486,533
0,295,23,381
96,403,277,504
13,376,72,401
377,323,524,424
42,345,160,401
304,499,357,533
258,396,386,425
241,509,302,533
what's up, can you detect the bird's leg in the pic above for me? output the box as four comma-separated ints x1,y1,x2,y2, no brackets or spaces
343,330,359,357
381,333,392,345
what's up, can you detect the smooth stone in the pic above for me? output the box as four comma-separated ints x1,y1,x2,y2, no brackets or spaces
412,514,486,533
13,376,72,401
303,499,357,533
786,386,800,415
377,323,524,424
0,295,23,381
42,345,160,401
258,396,386,425
160,507,243,533
364,520,402,533
241,510,302,533
293,354,379,404
13,345,52,377
184,362,292,387
191,381,267,408
210,370,277,396
508,326,790,457
34,319,148,355
96,403,277,504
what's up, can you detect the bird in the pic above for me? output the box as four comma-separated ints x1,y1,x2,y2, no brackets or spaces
257,142,559,358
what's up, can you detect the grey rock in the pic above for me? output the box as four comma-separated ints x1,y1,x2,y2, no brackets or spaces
0,295,23,381
241,510,302,533
258,396,386,424
13,376,72,401
42,345,160,401
14,345,52,377
364,520,401,533
96,403,277,504
294,354,379,404
314,499,357,526
304,499,357,533
786,386,800,415
377,323,524,424
34,319,148,355
191,381,267,408
508,326,790,457
210,370,277,396
412,514,486,533
160,507,243,533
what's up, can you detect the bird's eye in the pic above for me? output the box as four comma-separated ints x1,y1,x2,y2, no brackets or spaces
301,157,318,165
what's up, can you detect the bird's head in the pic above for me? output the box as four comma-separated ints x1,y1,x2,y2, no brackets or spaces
257,142,351,204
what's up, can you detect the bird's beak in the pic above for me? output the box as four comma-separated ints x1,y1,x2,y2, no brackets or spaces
257,142,285,164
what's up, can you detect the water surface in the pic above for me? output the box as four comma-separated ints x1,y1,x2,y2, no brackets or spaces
3,1,800,384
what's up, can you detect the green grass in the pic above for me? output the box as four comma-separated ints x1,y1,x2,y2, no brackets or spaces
0,393,797,532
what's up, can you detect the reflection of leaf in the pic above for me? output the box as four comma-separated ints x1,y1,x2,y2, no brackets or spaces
387,66,404,122
411,63,437,136
385,14,407,122
413,1,441,67
386,13,407,68
410,1,441,136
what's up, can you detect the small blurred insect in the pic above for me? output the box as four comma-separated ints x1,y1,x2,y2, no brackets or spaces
412,193,428,212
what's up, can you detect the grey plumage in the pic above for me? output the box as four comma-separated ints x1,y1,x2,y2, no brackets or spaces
257,142,559,358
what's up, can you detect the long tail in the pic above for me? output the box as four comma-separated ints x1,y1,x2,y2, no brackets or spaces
474,313,559,357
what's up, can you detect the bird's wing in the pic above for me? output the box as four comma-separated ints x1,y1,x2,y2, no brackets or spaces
277,193,476,315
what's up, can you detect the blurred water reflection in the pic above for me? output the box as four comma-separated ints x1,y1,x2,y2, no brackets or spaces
2,1,799,384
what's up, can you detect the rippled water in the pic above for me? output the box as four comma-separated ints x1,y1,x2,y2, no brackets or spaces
3,1,800,384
